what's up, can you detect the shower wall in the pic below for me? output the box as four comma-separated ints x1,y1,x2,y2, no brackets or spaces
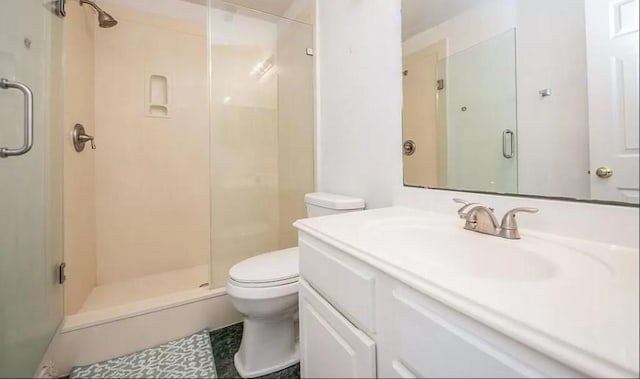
63,0,314,313
209,3,315,287
93,2,209,285
276,20,315,247
63,1,97,315
63,0,211,315
209,8,280,287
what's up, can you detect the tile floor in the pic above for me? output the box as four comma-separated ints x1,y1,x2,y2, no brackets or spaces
63,323,299,379
210,323,300,379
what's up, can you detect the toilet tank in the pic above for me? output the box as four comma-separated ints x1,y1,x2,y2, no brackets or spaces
304,192,366,217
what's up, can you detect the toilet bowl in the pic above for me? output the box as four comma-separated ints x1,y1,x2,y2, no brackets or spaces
227,248,300,378
226,193,365,378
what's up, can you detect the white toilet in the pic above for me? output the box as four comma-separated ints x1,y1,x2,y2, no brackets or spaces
226,192,366,378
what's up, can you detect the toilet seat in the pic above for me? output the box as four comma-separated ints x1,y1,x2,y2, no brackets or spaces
229,276,298,288
229,247,299,289
227,279,298,300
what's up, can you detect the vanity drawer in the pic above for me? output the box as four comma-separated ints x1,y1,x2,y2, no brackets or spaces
299,233,376,334
299,279,376,378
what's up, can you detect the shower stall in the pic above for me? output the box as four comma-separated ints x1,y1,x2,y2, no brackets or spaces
63,0,314,315
1,0,314,375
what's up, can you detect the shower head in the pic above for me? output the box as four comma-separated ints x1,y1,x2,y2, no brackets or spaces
79,0,118,28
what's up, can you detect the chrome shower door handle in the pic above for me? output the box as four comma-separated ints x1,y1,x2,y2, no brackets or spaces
502,129,515,159
1,78,34,158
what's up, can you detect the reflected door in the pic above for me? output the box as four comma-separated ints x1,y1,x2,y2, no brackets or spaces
443,30,518,194
402,40,446,188
0,1,64,376
586,0,640,204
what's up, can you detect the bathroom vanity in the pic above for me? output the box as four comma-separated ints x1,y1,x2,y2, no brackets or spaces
294,207,639,378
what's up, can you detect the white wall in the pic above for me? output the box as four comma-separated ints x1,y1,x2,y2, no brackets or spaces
402,0,591,200
315,0,403,209
516,0,590,199
403,0,517,57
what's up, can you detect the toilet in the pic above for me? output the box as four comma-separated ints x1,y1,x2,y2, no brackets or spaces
226,192,366,378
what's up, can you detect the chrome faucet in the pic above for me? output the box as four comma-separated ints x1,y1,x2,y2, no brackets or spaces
453,199,538,240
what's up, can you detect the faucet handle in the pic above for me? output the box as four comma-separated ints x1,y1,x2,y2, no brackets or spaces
453,198,495,219
453,198,470,205
453,198,480,219
500,207,539,231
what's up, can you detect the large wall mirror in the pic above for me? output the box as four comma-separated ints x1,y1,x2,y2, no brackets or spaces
401,0,639,205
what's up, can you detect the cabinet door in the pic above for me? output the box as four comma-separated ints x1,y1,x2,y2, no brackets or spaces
299,279,376,378
376,279,584,378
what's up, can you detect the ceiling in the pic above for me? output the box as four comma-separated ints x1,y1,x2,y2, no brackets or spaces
222,0,296,17
183,0,296,17
402,0,487,41
184,0,315,24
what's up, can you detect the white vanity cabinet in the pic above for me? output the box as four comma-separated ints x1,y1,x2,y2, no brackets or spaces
298,234,377,378
375,276,584,378
298,231,586,379
299,280,376,378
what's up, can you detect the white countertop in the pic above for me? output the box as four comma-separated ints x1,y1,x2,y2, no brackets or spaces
294,207,640,378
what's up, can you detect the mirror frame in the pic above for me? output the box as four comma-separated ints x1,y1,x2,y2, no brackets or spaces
403,183,640,208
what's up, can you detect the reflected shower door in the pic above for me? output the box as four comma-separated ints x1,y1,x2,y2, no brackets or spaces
441,30,518,194
0,1,64,376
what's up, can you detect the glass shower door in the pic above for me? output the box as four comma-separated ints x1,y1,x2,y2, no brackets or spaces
0,1,64,376
208,1,315,287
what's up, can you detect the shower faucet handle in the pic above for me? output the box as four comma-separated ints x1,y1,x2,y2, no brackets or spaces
72,124,96,152
79,133,96,149
86,137,96,150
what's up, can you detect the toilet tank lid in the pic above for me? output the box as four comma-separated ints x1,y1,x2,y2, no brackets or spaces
304,192,366,210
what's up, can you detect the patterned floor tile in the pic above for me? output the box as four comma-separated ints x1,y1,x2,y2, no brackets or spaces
70,330,216,378
210,323,300,379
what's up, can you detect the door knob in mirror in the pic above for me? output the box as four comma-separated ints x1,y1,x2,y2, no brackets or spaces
595,167,613,179
403,140,416,156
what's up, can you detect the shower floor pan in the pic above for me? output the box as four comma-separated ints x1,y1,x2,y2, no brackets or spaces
78,264,210,313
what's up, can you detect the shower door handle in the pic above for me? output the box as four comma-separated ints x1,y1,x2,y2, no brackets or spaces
1,78,34,158
502,129,515,159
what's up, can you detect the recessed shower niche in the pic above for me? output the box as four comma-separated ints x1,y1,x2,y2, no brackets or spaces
145,72,171,118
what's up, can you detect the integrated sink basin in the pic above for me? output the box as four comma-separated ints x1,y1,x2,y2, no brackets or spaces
359,217,610,282
296,206,639,378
